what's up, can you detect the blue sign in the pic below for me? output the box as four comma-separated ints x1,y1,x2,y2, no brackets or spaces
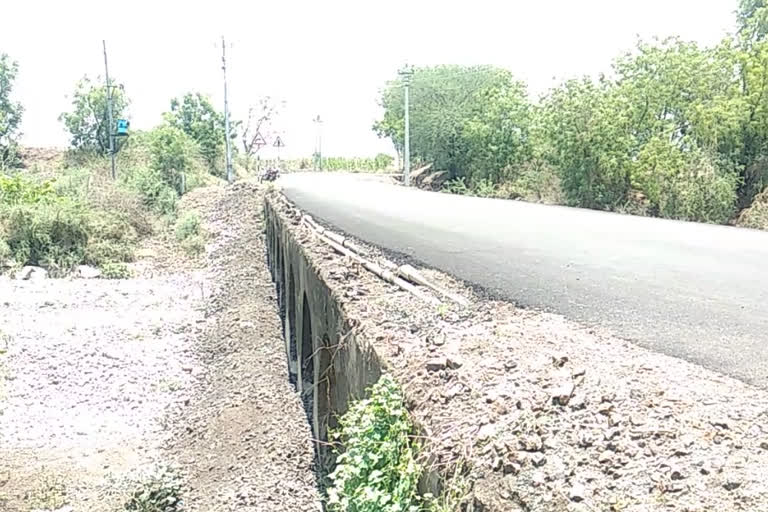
116,119,130,136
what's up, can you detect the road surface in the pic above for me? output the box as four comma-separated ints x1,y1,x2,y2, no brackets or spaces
280,173,768,388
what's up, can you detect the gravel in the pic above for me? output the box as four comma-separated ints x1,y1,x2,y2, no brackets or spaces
272,190,768,512
0,273,204,511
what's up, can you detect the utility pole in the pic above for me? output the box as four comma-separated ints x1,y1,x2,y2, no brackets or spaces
103,40,116,180
399,64,414,186
222,36,234,184
313,115,322,172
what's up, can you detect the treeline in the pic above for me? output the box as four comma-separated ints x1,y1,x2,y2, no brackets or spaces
374,1,768,227
0,60,244,273
275,154,395,173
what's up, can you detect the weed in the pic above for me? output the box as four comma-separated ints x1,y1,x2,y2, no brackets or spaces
443,177,469,195
123,465,184,512
326,374,422,512
100,262,132,279
427,463,473,512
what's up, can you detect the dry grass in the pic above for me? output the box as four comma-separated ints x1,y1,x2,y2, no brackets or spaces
737,187,768,230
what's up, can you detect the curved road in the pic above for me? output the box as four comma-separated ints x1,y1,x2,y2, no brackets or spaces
280,173,768,388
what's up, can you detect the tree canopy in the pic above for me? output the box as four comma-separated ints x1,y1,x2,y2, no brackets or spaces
0,54,24,169
59,76,130,155
164,92,233,177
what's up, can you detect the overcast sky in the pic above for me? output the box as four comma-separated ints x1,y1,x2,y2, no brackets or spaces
1,0,737,158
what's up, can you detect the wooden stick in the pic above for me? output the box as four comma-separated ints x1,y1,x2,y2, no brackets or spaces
307,226,441,305
300,214,468,306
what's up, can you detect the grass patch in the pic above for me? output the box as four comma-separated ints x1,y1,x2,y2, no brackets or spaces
327,374,422,512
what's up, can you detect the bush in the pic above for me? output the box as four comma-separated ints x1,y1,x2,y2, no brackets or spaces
54,168,154,237
327,374,422,512
0,174,57,205
175,212,205,256
174,211,201,241
1,201,89,272
100,262,131,279
149,125,201,195
443,177,469,195
127,167,179,215
738,187,768,229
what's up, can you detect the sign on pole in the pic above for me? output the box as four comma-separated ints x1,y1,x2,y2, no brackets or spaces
273,136,285,162
252,131,267,148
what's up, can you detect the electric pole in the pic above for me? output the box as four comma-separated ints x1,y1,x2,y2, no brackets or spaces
399,64,414,186
222,36,234,184
313,115,322,172
103,40,116,180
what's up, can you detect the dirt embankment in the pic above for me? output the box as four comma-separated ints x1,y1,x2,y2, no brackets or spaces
0,182,319,512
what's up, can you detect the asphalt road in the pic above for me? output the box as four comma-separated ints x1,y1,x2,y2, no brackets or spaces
280,173,768,388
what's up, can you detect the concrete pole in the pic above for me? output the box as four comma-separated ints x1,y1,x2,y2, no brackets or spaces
399,65,413,186
222,36,234,184
103,40,116,180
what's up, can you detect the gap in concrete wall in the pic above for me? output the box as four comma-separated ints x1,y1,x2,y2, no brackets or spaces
287,264,298,387
301,292,316,428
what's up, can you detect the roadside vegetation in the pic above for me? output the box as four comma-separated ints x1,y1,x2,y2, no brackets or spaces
267,154,395,173
327,374,469,512
374,1,768,229
0,58,235,276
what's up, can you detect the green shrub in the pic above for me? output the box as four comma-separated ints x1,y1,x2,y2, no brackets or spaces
443,177,469,195
327,374,422,512
174,212,201,241
54,167,154,237
83,209,138,265
123,465,183,512
1,201,89,271
472,178,496,198
127,167,179,215
175,212,205,256
100,262,131,279
0,174,57,205
149,124,201,195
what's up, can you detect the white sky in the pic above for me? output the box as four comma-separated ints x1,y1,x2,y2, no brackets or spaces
1,0,737,158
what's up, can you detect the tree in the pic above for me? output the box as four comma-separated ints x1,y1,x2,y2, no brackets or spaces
374,65,531,182
0,54,24,169
537,77,634,210
738,0,768,45
240,97,282,170
148,124,200,195
164,93,234,177
59,76,129,155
